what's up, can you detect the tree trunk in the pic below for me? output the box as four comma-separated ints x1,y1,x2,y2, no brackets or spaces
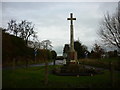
34,55,36,63
53,59,55,65
26,59,29,68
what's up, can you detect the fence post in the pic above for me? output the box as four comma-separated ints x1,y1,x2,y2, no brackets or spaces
109,61,115,88
12,58,16,70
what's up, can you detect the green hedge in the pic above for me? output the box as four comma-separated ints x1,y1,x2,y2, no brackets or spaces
2,32,52,66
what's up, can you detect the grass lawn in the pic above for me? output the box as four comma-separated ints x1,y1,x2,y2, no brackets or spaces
2,65,120,88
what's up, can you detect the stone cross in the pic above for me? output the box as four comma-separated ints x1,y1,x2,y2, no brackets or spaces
67,13,76,52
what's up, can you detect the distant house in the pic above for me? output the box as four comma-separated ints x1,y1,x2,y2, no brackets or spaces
56,56,64,60
101,53,109,59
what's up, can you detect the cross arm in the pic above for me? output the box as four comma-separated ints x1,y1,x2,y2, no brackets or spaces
67,18,76,20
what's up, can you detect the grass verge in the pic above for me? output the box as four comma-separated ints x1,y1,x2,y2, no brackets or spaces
79,58,120,70
2,65,120,88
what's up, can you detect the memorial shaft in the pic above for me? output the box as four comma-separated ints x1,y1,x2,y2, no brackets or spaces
70,24,74,51
67,13,76,52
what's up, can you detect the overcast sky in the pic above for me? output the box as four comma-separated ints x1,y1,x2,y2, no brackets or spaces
2,2,118,55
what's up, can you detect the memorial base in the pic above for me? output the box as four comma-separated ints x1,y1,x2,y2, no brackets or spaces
68,51,77,64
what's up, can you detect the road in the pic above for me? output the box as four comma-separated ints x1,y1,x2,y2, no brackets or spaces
2,60,105,71
3,60,120,73
29,60,64,67
2,60,64,70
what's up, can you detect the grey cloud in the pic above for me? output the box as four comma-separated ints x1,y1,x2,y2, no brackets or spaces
2,2,118,55
98,2,118,15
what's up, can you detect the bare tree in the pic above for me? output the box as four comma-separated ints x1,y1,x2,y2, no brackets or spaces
6,20,36,45
19,20,35,45
99,3,120,51
40,40,52,86
41,40,53,50
7,20,19,36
